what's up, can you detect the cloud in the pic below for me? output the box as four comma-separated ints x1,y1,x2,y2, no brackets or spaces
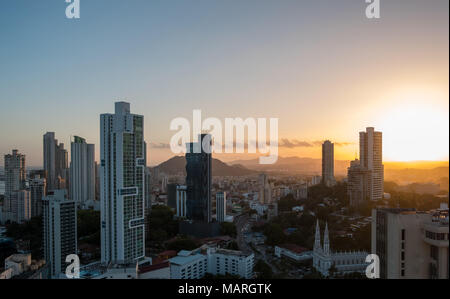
280,139,355,148
149,142,171,149
279,139,314,148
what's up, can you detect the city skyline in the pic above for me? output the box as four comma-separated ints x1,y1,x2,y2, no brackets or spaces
0,0,448,165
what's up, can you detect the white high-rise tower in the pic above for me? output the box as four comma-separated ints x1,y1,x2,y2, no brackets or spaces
100,102,146,264
70,136,95,208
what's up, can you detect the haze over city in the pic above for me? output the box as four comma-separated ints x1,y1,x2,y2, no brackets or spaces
0,0,448,166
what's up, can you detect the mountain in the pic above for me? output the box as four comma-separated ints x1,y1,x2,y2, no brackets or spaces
230,156,351,175
154,156,256,177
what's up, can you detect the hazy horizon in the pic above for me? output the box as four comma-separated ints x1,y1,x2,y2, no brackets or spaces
1,0,448,166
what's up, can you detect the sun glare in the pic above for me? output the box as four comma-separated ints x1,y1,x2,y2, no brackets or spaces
379,93,449,162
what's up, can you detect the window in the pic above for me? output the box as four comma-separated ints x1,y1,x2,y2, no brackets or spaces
401,229,405,241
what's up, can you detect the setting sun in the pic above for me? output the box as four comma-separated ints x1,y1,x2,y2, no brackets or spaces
379,90,449,162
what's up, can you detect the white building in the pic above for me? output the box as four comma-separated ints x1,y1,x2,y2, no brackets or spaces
313,220,368,276
11,190,31,223
169,250,208,279
100,102,146,264
3,150,26,223
176,185,187,218
169,247,254,279
70,136,96,209
216,192,226,223
206,247,254,279
372,205,449,279
43,190,77,279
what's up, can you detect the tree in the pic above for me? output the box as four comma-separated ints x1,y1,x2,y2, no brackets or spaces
166,237,198,251
220,222,237,238
254,260,273,279
78,210,100,246
264,223,285,246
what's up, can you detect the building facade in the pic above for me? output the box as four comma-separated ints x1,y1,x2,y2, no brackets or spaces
4,150,26,221
347,159,369,208
29,176,46,217
169,247,254,279
43,132,69,191
359,127,384,201
11,190,31,224
186,134,212,223
322,140,336,187
176,185,187,218
216,192,226,223
372,205,449,279
100,102,146,264
70,136,96,208
42,190,77,279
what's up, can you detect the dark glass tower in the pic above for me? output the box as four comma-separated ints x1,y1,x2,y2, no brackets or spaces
185,134,212,223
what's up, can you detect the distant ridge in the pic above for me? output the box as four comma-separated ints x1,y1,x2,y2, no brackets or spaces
154,156,256,177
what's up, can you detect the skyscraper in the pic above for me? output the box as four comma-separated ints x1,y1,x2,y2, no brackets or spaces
11,190,31,224
322,140,336,187
186,134,212,223
216,192,226,223
347,159,369,208
70,136,95,208
43,132,68,192
176,185,187,218
42,190,77,279
4,150,26,221
29,176,46,217
100,102,146,264
359,127,384,201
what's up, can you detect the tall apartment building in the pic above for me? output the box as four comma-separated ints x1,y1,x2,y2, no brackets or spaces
43,132,68,191
100,102,146,264
4,150,26,219
347,159,369,207
216,192,227,223
322,140,336,187
371,205,449,279
11,190,31,224
3,150,26,223
70,136,95,208
186,134,212,223
359,127,384,201
176,185,187,218
42,190,77,279
29,176,46,217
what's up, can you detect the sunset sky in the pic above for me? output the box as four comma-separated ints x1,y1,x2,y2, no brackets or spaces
0,0,448,166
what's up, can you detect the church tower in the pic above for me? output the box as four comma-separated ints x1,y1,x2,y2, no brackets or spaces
323,222,330,256
314,220,321,252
